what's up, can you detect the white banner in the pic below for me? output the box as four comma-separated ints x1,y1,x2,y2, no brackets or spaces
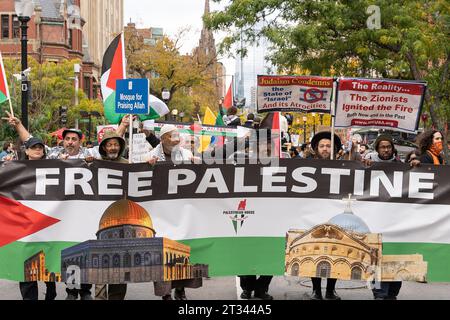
257,75,334,113
335,78,426,132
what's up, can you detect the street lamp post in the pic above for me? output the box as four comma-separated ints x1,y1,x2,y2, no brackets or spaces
74,63,81,106
179,112,185,123
80,111,102,141
162,88,171,121
171,109,178,122
15,0,35,130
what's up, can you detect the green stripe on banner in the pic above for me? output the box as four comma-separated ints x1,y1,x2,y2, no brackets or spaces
181,238,450,282
0,91,7,104
382,242,450,282
180,237,285,277
1,240,450,282
0,241,78,281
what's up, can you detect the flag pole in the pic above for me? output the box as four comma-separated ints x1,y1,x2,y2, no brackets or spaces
279,112,282,158
331,79,338,160
0,52,13,117
8,98,14,118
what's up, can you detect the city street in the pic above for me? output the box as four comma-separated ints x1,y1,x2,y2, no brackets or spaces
1,277,449,300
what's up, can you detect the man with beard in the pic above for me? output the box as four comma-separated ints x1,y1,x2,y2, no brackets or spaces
148,124,194,164
4,111,92,161
363,135,401,165
308,131,342,160
96,131,128,163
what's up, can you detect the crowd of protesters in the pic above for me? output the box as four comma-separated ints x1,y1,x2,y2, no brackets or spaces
1,109,448,300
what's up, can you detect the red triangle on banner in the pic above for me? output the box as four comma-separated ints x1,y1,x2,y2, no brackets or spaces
0,196,60,248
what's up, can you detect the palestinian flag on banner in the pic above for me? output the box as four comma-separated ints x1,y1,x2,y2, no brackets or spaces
0,52,10,105
101,34,169,124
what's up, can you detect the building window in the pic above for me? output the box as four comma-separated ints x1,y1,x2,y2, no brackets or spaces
291,263,299,276
124,272,130,282
144,253,152,266
124,253,131,268
92,255,99,268
1,15,9,39
134,253,141,266
12,16,19,38
102,255,109,268
351,267,362,280
316,261,331,278
68,29,73,48
113,254,120,268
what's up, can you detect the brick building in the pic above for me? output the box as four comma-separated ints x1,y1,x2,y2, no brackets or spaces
0,0,123,100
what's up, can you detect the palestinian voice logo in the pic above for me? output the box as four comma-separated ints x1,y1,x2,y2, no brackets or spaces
223,200,255,234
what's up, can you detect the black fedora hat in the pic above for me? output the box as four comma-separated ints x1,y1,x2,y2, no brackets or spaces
310,131,342,153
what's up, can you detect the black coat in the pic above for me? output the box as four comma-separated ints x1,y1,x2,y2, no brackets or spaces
420,152,444,165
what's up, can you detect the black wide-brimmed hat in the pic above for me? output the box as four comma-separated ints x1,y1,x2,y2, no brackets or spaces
310,131,342,153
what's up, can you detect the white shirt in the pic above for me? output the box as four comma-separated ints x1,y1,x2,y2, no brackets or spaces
149,144,193,164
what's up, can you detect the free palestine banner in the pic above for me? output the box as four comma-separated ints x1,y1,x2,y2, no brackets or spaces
0,160,449,283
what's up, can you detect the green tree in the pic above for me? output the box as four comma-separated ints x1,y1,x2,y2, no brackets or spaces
206,0,449,129
124,28,220,121
1,57,103,143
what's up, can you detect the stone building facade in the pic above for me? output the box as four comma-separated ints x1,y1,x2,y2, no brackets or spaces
24,250,61,282
285,201,428,282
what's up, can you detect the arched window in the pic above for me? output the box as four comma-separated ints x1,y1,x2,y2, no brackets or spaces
113,254,120,268
291,263,299,276
351,267,362,280
134,253,141,266
102,255,109,268
124,253,131,268
316,261,331,278
144,253,152,266
154,253,161,265
92,255,99,268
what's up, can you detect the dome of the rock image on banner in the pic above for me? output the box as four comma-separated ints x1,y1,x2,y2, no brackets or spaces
60,199,208,285
97,199,156,239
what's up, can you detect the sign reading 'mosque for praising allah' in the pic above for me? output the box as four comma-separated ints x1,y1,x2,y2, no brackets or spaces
0,159,449,282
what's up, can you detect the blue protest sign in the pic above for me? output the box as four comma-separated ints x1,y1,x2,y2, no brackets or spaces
115,79,149,114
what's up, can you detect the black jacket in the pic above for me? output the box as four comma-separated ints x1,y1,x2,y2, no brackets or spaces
420,152,444,165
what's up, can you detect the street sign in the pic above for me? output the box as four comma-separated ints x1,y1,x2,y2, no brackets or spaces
115,79,149,114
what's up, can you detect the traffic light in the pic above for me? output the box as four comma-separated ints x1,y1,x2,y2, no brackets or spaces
59,106,68,126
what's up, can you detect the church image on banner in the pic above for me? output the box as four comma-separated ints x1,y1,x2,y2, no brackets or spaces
285,195,428,282
61,199,208,284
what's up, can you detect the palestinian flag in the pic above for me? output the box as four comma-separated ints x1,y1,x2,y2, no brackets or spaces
222,81,233,111
259,112,281,158
0,52,10,105
101,34,169,124
101,33,126,124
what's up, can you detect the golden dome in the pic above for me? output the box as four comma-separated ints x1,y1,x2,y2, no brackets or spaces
98,199,154,232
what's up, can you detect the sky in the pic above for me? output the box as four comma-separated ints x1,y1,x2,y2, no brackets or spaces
124,0,235,86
